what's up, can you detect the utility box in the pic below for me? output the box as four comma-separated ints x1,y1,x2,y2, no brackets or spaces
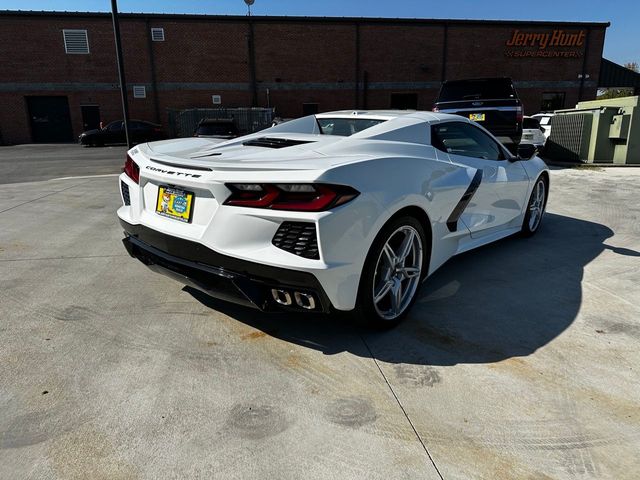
545,112,593,162
609,114,630,140
546,95,640,164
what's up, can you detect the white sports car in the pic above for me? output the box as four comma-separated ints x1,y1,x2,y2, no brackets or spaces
118,110,548,328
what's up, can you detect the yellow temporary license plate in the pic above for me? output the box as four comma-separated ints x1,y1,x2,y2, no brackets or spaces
469,113,486,122
155,186,194,223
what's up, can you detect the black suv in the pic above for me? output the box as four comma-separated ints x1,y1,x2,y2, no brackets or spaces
433,77,523,147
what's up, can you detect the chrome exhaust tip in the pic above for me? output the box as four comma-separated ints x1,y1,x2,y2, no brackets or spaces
294,292,316,310
271,289,292,306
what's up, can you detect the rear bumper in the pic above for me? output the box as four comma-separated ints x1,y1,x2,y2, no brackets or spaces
520,140,546,148
120,219,333,313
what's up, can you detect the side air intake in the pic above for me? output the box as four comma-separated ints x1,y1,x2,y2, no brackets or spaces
121,180,131,206
272,222,319,259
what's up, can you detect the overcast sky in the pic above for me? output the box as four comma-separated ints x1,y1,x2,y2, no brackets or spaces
0,0,636,65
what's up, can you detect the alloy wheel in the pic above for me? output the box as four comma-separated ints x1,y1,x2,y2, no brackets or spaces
528,179,546,231
372,225,423,321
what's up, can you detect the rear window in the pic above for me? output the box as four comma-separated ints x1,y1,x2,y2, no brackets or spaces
196,123,237,136
523,118,540,129
438,79,517,102
317,118,386,136
534,116,552,125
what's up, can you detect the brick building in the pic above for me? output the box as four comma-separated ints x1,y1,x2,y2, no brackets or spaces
0,10,610,144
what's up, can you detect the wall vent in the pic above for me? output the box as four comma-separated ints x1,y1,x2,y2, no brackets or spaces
151,28,165,42
63,29,89,54
133,86,147,99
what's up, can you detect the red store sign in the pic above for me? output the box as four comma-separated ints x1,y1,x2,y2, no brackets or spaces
504,29,586,59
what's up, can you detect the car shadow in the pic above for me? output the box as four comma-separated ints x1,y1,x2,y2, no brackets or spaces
185,213,636,366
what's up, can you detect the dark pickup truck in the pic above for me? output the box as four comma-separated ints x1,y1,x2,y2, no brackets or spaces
433,77,523,147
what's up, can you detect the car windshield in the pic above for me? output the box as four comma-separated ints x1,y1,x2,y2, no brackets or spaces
438,79,516,102
317,118,386,136
523,118,540,129
197,123,237,136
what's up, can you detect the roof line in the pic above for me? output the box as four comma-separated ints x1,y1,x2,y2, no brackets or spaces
0,10,611,27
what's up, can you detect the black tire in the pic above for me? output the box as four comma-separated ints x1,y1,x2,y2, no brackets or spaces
521,175,548,237
353,215,428,329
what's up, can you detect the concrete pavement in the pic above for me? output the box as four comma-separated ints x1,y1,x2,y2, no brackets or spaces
1,167,639,479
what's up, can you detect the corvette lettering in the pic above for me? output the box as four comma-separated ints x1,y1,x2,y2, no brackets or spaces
145,165,201,178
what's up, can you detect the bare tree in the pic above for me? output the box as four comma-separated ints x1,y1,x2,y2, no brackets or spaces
623,61,639,73
597,61,639,99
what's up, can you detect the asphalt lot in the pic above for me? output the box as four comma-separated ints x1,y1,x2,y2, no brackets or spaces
1,146,639,479
0,144,127,184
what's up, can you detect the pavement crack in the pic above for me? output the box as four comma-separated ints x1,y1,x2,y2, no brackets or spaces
359,334,445,480
0,180,93,215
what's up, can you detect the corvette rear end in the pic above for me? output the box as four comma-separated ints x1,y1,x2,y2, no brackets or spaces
118,111,548,328
118,131,386,314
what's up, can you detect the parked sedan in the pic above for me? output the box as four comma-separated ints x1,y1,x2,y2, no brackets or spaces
531,113,554,141
521,116,547,151
79,120,165,146
119,111,548,328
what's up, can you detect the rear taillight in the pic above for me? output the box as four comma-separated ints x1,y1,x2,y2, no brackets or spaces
124,154,140,184
224,183,359,212
516,106,524,123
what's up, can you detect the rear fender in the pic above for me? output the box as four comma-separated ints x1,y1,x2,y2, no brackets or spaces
320,156,479,277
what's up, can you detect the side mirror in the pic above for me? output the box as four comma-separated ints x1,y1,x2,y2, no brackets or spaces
517,143,537,160
540,126,546,133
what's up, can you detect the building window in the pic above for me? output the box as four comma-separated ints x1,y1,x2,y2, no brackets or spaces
390,93,418,110
212,95,222,105
63,29,89,54
133,86,146,99
541,92,565,111
151,28,165,42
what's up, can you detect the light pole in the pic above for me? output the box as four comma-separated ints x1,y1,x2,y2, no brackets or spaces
244,0,255,16
111,0,131,148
